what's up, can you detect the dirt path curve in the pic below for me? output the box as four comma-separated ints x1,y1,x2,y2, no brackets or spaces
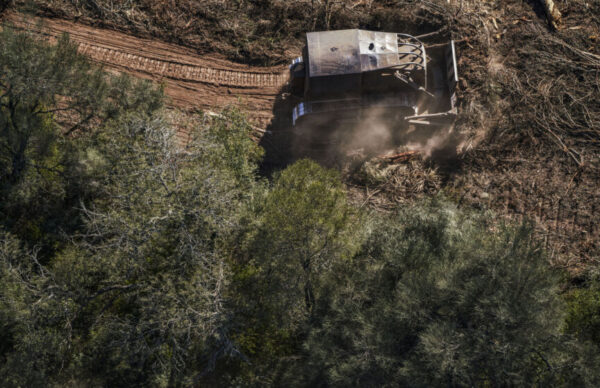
2,11,289,131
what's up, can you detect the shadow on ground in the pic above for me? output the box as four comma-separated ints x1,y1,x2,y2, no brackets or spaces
258,80,462,177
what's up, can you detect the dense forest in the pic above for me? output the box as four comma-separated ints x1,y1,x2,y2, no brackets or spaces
1,24,600,387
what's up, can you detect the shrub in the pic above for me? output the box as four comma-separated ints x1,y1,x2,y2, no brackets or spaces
298,200,598,386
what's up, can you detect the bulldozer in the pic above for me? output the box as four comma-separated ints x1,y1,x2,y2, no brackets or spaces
288,29,458,143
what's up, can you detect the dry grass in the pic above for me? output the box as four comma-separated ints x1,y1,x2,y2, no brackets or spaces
347,156,442,211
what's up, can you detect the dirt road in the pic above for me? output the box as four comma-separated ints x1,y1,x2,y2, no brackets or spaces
2,11,289,133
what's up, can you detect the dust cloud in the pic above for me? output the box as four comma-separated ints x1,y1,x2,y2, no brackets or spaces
296,106,464,164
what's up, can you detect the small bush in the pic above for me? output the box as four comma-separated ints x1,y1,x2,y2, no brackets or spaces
565,280,600,346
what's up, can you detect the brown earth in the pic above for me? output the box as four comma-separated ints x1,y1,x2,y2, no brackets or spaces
1,11,289,142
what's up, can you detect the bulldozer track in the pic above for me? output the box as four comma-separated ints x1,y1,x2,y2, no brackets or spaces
76,42,287,88
1,11,289,132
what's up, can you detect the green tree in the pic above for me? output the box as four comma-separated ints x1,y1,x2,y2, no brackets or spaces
297,200,600,387
247,159,360,323
565,277,600,346
222,159,362,385
0,108,265,386
0,26,163,253
66,110,262,386
0,231,75,387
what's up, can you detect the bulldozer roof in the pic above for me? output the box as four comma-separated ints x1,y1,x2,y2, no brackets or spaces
306,29,404,77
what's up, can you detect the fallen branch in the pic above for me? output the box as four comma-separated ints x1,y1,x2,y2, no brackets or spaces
543,126,583,167
378,151,420,163
540,0,562,30
415,27,448,40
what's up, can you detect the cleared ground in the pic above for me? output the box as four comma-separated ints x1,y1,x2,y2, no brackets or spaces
2,11,289,142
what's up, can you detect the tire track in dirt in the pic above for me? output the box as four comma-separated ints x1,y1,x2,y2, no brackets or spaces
75,41,287,88
1,11,289,139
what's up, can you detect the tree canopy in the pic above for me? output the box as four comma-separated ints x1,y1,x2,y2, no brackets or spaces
0,25,163,256
298,203,599,387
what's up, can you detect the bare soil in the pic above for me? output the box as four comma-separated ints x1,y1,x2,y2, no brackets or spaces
1,10,289,142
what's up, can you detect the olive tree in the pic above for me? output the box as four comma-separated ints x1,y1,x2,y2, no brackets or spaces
0,107,265,386
246,160,360,323
298,200,600,387
0,26,163,253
